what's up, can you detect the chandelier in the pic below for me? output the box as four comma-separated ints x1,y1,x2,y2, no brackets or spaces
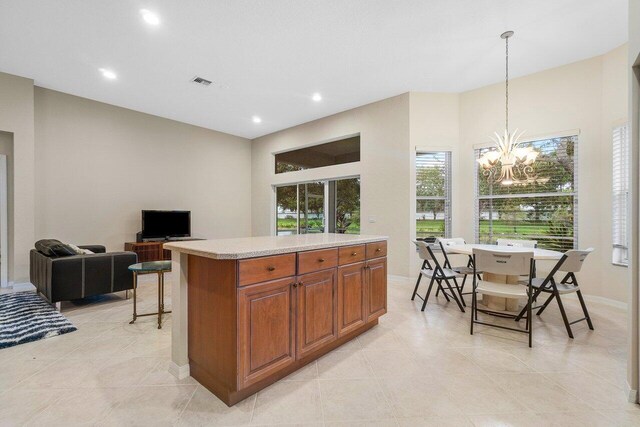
477,31,542,186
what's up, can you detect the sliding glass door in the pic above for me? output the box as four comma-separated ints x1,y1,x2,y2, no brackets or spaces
299,182,325,234
275,177,360,235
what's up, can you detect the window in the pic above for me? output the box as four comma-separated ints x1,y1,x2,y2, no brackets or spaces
275,136,360,174
416,151,451,239
612,123,630,266
275,177,360,235
474,135,578,251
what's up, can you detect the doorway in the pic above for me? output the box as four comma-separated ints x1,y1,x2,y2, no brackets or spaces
275,177,360,236
0,154,7,287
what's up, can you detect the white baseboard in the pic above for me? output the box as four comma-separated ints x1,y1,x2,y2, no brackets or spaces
169,361,190,379
626,383,638,403
0,282,35,292
562,293,627,311
387,274,411,283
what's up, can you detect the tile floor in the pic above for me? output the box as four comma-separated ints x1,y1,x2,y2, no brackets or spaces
1,274,638,426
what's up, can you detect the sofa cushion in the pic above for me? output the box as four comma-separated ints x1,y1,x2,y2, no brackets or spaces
35,239,77,257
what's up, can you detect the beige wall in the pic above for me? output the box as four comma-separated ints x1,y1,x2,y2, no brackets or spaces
34,88,252,253
0,72,35,284
251,94,412,276
409,92,460,272
459,45,629,303
627,0,640,403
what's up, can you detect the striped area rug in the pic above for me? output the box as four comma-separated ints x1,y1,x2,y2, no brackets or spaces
0,292,76,349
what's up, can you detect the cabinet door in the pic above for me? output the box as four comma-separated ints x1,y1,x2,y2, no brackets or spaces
238,277,295,389
296,269,338,359
337,262,366,336
366,257,387,321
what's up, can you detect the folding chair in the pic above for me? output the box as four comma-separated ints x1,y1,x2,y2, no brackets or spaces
437,237,482,305
411,241,465,312
515,249,595,339
470,248,535,347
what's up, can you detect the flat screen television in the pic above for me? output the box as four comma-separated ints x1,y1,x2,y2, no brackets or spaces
141,210,191,239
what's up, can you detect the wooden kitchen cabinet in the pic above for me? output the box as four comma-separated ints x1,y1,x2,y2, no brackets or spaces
366,257,387,321
296,269,338,358
186,240,387,406
238,277,296,389
337,262,366,336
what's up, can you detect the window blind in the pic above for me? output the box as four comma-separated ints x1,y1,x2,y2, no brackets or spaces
612,123,629,265
416,151,451,239
474,136,578,251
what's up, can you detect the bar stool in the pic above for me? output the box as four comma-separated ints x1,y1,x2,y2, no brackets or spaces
128,260,172,329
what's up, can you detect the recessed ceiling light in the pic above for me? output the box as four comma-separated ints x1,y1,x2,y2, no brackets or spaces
312,93,322,102
140,9,161,26
99,68,117,80
252,116,262,124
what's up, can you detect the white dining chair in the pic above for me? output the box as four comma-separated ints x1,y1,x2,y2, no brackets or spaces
470,248,535,347
515,248,595,339
496,238,538,248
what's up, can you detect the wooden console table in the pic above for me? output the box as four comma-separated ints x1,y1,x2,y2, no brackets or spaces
124,241,171,262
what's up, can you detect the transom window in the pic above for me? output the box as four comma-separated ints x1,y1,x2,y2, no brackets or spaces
416,151,452,239
474,135,578,251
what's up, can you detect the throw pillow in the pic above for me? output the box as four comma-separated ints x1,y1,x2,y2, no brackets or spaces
67,243,94,255
34,239,78,257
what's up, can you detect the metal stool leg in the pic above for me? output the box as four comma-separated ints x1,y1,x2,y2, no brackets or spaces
129,272,137,324
157,272,162,329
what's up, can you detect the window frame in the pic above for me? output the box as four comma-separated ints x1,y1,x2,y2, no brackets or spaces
473,135,579,251
415,151,452,240
612,123,630,267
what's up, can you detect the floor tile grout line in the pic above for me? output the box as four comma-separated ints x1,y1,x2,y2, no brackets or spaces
174,383,199,424
360,343,399,424
315,376,326,426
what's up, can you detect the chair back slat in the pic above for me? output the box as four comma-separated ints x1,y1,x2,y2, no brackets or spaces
414,240,436,262
438,237,466,247
496,239,537,248
559,248,594,273
473,248,533,276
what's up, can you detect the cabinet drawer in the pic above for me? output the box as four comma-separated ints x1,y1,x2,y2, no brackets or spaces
238,253,296,286
366,241,387,259
297,248,338,275
338,245,366,265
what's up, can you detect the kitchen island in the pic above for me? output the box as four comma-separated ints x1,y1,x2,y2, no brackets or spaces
164,233,388,406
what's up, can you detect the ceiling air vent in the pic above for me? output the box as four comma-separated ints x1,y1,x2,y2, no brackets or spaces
191,76,212,86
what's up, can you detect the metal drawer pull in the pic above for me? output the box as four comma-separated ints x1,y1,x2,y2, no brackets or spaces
376,248,382,252
318,258,325,262
267,266,276,271
351,252,357,256
292,282,297,288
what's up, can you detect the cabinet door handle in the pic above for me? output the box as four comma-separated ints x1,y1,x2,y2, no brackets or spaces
376,248,382,252
298,282,303,287
267,266,276,271
292,282,297,288
318,258,325,263
351,252,357,256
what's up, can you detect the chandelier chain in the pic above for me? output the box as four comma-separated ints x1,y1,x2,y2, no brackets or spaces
505,34,509,133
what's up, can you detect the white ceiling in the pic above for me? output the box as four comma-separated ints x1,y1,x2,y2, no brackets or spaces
0,0,628,139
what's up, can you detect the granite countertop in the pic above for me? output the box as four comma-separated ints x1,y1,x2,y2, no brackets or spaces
163,234,388,260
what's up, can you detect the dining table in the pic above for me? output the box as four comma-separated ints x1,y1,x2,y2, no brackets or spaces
443,243,563,312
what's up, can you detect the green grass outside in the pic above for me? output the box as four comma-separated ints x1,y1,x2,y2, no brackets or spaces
277,218,360,233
